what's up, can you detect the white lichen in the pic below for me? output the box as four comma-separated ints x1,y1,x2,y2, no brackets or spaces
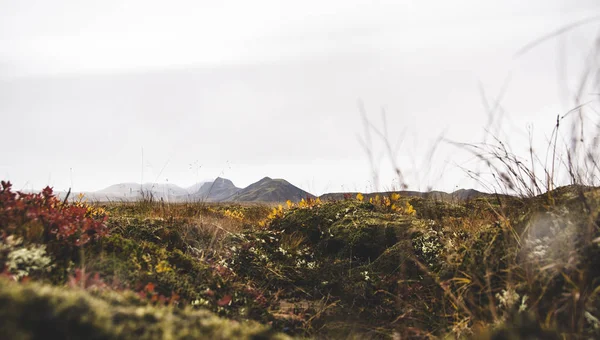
7,244,54,279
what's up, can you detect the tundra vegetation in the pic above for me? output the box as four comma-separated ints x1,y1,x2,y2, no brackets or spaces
2,162,600,339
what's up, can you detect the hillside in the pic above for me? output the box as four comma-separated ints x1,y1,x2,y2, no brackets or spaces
185,181,211,194
227,177,314,202
194,177,241,202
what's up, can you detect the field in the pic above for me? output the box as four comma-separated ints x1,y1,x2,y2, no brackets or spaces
2,181,600,339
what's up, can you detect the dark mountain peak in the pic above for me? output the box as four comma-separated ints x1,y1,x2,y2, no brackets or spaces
230,177,313,203
214,177,235,186
193,177,240,201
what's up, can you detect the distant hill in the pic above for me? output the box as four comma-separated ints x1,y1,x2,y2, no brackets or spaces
227,177,314,203
183,181,212,195
78,182,198,201
194,177,241,202
319,188,492,202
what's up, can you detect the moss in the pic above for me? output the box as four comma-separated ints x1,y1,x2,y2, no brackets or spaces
0,279,288,340
410,198,469,220
267,201,413,263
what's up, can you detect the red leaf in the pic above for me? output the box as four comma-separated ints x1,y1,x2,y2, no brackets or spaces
217,295,232,307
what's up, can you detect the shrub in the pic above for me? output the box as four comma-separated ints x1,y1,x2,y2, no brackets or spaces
0,181,109,281
0,181,108,247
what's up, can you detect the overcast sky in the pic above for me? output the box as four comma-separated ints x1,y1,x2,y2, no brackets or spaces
1,0,600,195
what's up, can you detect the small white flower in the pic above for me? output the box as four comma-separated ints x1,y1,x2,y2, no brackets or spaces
496,288,520,310
361,271,370,281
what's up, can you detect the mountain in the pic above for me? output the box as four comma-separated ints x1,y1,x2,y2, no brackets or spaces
95,182,139,196
185,181,211,195
227,177,314,203
193,177,241,202
87,182,189,201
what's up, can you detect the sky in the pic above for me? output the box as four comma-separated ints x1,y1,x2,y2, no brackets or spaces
1,0,600,195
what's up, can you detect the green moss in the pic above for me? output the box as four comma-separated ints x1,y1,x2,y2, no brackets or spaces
0,279,288,340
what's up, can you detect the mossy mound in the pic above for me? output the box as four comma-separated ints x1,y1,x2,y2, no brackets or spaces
0,279,288,340
267,200,415,261
224,200,451,336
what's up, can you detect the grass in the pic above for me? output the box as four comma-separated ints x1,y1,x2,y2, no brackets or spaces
4,183,600,339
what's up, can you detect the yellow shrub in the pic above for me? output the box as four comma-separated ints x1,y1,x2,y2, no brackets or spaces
223,209,244,221
72,193,108,219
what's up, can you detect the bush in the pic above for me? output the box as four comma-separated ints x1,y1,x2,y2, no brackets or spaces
0,181,108,281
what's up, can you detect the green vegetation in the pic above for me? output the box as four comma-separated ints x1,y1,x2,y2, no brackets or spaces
3,179,600,339
0,280,288,340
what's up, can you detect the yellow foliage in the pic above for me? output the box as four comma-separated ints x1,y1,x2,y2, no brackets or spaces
223,209,244,221
298,199,308,209
155,260,173,273
356,193,364,202
260,204,285,227
72,193,108,218
286,200,293,209
267,205,284,220
404,201,416,215
365,192,416,215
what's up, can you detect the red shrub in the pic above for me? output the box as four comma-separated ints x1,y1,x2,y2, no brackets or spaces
0,181,108,247
137,282,180,305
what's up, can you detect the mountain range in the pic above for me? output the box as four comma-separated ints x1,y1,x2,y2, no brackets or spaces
70,177,312,203
56,177,488,203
